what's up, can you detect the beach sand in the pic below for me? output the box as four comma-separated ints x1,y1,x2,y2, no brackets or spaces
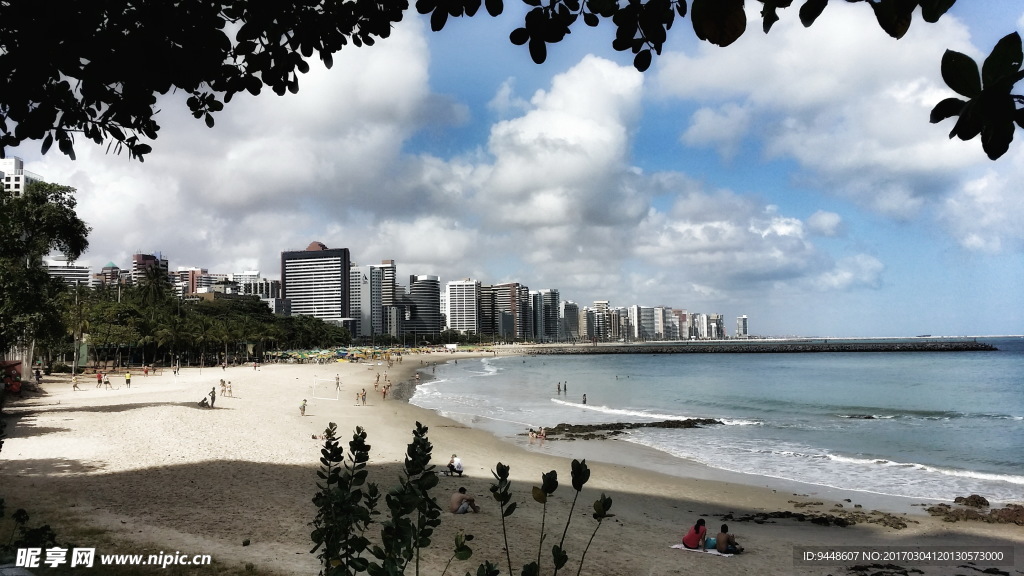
2,352,1021,575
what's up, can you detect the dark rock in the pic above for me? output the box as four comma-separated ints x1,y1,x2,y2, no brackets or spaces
953,494,990,507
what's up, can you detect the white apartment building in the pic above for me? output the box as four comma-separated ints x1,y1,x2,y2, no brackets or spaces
0,157,43,198
446,279,481,334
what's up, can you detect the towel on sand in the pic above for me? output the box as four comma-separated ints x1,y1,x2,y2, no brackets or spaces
670,544,733,557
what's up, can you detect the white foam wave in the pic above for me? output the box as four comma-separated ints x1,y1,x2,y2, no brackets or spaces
826,453,1024,485
548,398,762,426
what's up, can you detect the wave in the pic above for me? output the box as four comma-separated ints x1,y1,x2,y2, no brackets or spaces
624,434,1024,501
548,398,763,426
832,407,1023,421
824,453,1024,486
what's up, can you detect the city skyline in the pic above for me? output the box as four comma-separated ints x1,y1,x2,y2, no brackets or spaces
50,246,725,340
9,3,1024,338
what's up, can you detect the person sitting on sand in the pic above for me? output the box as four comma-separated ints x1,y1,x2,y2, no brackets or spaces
715,524,742,554
447,454,464,477
681,518,707,550
449,487,479,514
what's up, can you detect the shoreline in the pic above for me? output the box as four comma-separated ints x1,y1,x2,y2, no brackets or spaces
403,354,1023,514
1,350,1020,575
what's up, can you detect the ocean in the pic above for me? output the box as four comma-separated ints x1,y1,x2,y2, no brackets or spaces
409,337,1024,504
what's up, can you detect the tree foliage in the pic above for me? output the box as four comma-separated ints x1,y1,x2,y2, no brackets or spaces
1,0,1020,161
0,181,90,356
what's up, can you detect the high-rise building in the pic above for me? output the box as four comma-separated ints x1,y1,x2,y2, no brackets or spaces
559,300,580,341
0,157,43,198
280,241,350,323
478,285,497,337
349,264,383,338
93,262,129,286
533,289,560,342
404,275,442,336
45,256,91,286
131,252,169,284
379,259,398,308
446,279,481,334
736,315,749,338
492,282,530,340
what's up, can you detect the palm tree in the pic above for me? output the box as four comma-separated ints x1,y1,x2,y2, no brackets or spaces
190,315,217,372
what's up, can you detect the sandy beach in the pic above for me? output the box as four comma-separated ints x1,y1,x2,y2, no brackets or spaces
2,352,1021,575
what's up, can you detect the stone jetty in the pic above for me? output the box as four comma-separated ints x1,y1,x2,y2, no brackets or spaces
525,339,996,355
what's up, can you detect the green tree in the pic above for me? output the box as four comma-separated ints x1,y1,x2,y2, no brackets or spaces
0,182,90,365
1,1,1020,161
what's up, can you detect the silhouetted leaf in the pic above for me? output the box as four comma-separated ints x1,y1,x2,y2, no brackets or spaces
869,0,916,39
941,49,982,98
510,27,530,45
551,544,569,569
532,486,547,503
982,32,1023,88
760,0,792,33
634,48,652,71
571,459,590,491
949,100,982,141
40,133,54,155
485,0,503,16
503,501,517,517
929,97,966,123
583,11,599,26
431,7,448,31
981,116,1015,160
691,0,746,47
528,37,547,63
919,0,955,23
798,0,828,27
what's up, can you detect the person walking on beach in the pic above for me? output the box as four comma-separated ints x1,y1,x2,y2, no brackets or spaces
124,370,131,388
209,387,216,408
361,388,367,405
96,372,103,388
300,399,307,416
582,394,587,405
335,374,341,391
72,375,81,391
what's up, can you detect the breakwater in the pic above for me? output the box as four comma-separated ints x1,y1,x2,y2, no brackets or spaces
525,340,996,355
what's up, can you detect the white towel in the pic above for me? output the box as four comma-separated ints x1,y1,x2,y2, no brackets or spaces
670,544,733,556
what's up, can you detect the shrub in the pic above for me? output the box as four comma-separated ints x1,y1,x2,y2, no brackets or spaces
311,422,613,576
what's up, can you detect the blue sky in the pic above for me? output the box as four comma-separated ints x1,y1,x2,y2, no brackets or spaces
13,2,1024,337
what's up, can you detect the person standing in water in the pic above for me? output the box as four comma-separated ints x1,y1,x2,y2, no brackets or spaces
582,394,587,405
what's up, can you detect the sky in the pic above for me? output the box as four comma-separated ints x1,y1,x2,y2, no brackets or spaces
11,2,1024,338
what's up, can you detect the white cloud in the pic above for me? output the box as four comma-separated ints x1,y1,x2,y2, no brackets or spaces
812,254,884,291
487,78,530,117
938,154,1024,252
681,103,750,159
652,3,1003,224
806,210,844,237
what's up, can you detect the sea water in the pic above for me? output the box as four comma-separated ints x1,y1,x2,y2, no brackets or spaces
410,337,1024,503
